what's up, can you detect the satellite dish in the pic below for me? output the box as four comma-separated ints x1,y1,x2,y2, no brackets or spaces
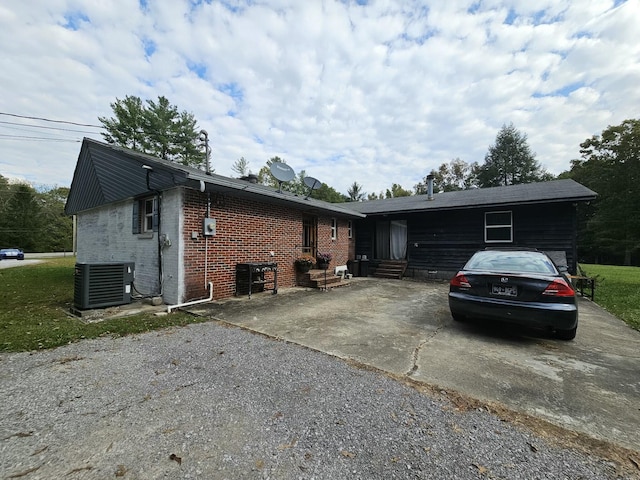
303,176,321,199
270,161,295,192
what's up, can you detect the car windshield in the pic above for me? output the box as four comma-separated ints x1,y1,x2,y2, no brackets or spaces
464,251,558,275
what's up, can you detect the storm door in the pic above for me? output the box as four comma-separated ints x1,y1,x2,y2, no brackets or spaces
302,216,317,258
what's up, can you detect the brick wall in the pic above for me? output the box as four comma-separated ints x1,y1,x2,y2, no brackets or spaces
182,189,356,301
315,216,354,267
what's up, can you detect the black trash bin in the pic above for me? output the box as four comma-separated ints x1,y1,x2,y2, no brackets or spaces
359,259,370,277
348,259,360,277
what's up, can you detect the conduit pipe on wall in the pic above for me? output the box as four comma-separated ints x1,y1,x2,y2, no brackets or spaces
167,282,213,313
205,191,211,288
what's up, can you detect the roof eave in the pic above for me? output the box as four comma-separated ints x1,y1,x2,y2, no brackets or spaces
353,194,597,216
184,175,365,219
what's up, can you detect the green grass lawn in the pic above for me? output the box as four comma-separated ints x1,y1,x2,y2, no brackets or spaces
580,263,640,331
0,257,208,353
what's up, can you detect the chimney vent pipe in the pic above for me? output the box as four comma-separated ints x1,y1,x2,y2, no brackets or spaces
427,174,434,200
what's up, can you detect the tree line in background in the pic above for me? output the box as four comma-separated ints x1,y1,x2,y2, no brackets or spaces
559,119,640,266
4,93,636,265
0,176,72,252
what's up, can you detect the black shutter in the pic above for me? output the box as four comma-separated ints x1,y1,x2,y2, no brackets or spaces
152,197,159,232
132,200,140,234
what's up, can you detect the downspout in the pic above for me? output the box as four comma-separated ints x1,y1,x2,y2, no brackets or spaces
167,282,213,313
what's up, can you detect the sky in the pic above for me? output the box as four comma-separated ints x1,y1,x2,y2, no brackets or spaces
1,0,638,197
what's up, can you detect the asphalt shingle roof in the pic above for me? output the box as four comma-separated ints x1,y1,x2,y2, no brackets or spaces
346,179,597,215
66,139,596,219
65,138,364,219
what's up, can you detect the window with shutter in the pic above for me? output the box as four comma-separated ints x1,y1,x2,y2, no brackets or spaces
133,196,158,234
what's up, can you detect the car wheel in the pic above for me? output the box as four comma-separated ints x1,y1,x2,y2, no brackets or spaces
555,326,577,341
451,313,466,322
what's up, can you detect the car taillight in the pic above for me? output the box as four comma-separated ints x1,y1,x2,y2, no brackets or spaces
542,279,575,297
450,273,471,288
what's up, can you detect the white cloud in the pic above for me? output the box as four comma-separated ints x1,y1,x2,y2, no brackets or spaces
0,0,639,197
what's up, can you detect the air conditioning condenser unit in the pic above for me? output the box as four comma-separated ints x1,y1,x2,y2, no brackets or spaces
74,262,135,310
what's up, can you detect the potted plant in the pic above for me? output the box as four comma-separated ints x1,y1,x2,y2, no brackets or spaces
295,257,314,273
316,252,332,270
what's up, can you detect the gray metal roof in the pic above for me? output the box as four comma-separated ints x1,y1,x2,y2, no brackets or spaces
65,138,364,218
346,179,597,215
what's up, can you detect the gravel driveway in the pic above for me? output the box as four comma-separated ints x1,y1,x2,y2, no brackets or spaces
1,320,635,479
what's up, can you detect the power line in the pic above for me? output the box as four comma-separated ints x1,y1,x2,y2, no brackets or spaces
0,134,81,142
0,112,103,128
0,120,99,135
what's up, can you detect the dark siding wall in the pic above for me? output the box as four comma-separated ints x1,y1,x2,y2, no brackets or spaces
408,209,482,274
354,220,375,260
512,203,577,272
355,202,578,277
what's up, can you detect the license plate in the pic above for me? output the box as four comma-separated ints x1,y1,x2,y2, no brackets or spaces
492,284,517,296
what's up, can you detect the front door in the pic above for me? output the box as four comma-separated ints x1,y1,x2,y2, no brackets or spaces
302,216,317,258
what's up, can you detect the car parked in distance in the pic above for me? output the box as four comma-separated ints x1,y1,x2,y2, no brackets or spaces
0,248,25,260
449,249,578,340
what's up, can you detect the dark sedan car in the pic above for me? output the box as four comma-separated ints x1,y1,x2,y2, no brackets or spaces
448,249,578,340
0,248,25,260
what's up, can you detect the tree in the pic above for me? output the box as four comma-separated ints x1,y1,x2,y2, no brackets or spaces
347,182,365,202
0,184,41,251
99,95,205,168
98,95,146,151
175,111,205,167
313,183,347,203
476,123,552,187
0,181,73,253
567,119,640,265
385,183,412,198
415,158,478,194
37,187,73,252
232,157,250,177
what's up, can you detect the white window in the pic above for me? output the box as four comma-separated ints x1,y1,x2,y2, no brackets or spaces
331,218,337,240
347,220,353,239
143,198,156,232
485,211,512,243
133,196,158,234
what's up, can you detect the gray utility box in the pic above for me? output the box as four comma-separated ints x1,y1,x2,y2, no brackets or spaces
74,262,135,310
